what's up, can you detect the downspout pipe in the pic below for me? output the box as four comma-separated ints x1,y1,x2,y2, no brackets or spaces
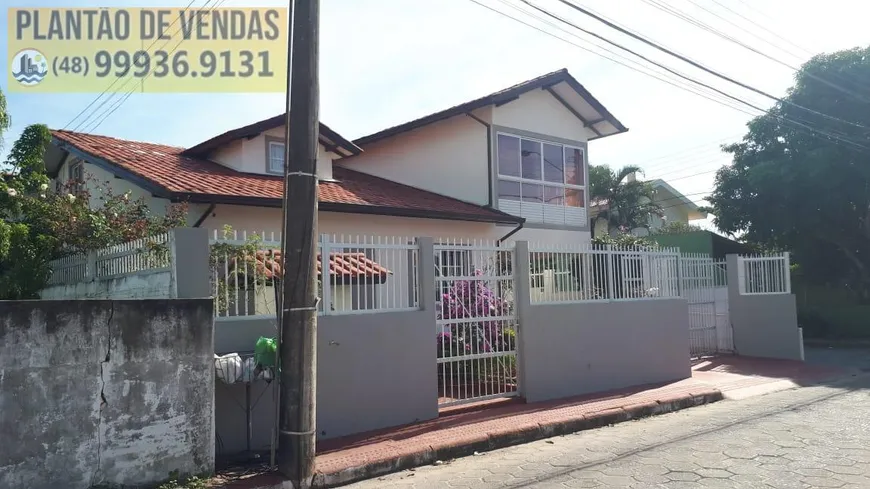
465,112,493,207
497,221,524,245
192,203,217,228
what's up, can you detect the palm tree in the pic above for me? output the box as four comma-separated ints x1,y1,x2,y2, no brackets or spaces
589,165,663,234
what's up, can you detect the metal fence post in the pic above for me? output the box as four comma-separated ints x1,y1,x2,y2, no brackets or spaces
605,244,615,300
319,234,332,315
783,252,792,294
85,251,97,282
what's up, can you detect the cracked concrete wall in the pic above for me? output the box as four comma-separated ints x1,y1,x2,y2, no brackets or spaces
0,299,215,489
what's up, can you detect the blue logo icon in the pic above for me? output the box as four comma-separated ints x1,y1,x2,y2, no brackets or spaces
12,49,48,86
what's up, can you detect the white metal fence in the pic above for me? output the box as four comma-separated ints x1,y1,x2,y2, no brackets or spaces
47,233,172,285
210,230,419,318
737,253,791,295
434,239,518,406
528,244,681,303
681,254,731,356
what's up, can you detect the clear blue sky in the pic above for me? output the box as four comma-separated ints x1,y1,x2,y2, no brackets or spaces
3,0,868,229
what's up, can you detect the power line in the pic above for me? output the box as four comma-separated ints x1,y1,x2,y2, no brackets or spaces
64,0,202,131
711,0,816,59
516,0,870,151
553,0,870,133
663,0,870,103
468,0,870,178
78,0,229,133
468,0,761,118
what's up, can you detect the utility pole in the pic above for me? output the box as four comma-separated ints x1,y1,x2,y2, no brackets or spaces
278,0,319,486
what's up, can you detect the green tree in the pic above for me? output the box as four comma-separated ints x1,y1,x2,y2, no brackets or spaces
651,221,704,235
0,124,187,299
0,87,10,149
706,46,870,297
589,165,662,234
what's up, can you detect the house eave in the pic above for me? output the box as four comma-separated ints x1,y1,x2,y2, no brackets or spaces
171,192,524,225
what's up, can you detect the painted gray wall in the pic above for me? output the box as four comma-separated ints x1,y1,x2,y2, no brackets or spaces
726,254,802,360
317,309,438,439
514,241,690,403
519,299,691,403
0,299,215,489
172,228,212,299
214,238,439,453
214,310,439,452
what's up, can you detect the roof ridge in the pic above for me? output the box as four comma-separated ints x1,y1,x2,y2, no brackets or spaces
51,129,187,151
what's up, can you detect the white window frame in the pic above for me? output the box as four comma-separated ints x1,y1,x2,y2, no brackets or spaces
268,141,285,175
67,159,85,193
495,132,587,225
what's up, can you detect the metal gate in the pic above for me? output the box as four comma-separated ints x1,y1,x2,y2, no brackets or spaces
434,240,519,407
681,255,732,357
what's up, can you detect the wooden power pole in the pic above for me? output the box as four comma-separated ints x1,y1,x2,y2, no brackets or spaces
278,0,320,486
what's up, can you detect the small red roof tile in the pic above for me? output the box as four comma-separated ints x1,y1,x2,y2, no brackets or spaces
50,130,521,224
247,250,390,281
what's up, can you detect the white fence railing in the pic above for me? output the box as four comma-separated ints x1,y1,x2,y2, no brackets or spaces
528,244,681,303
46,233,172,285
210,230,419,318
737,253,791,295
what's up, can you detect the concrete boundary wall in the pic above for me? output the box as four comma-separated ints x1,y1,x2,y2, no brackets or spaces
726,254,803,360
0,299,214,489
519,299,691,403
514,241,691,403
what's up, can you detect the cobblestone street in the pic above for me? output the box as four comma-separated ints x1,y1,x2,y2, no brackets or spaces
349,375,870,488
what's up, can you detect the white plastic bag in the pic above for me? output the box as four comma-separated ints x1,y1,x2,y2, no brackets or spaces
214,353,243,384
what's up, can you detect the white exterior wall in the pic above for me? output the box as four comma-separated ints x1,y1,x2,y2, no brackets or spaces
337,113,490,206
492,89,593,142
198,204,494,239
58,158,173,215
199,204,589,245
208,126,336,180
55,158,209,226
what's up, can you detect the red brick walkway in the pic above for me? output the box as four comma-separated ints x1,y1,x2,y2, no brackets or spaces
209,355,855,489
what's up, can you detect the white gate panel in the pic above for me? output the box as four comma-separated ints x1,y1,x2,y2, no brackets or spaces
434,240,518,407
682,257,731,357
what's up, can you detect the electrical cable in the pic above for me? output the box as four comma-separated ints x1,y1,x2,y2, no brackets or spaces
553,0,870,132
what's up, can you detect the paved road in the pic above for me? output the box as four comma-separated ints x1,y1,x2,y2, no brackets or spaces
349,375,870,488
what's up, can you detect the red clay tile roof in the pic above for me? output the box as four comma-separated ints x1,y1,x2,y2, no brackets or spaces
247,250,390,282
50,130,522,224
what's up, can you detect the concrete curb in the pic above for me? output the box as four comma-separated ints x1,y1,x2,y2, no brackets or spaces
313,389,723,488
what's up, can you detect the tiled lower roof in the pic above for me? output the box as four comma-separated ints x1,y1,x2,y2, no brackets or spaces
50,130,522,224
250,250,390,282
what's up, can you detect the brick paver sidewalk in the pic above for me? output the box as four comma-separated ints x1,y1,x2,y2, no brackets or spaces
209,356,855,489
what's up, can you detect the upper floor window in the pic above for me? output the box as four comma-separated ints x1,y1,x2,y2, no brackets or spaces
496,133,586,226
67,159,85,194
268,141,285,174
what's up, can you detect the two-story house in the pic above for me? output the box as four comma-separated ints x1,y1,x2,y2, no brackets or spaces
41,69,627,244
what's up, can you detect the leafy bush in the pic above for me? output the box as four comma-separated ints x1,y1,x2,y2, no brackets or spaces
0,124,186,299
591,232,657,249
651,221,704,235
436,271,515,383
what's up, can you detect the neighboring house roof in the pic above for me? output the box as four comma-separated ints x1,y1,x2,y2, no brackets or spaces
589,179,707,221
648,179,707,220
183,114,363,158
249,250,390,284
354,68,628,146
50,130,523,225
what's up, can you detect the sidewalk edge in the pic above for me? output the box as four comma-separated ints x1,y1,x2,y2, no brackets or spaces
313,389,724,488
